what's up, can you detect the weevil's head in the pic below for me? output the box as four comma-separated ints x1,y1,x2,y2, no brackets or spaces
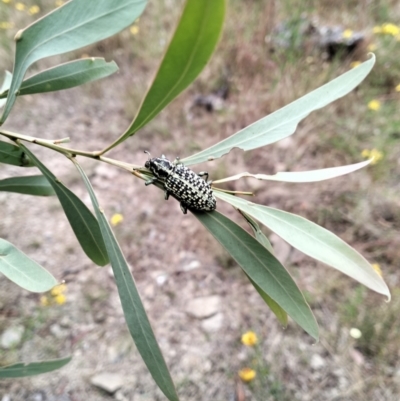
144,152,173,179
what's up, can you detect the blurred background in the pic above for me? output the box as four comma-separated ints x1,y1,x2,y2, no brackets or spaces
0,0,399,400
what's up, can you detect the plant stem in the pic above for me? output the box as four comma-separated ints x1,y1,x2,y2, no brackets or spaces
0,129,142,173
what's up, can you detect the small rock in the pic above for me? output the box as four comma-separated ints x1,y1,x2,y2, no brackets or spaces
183,260,201,271
50,324,68,339
91,372,125,394
1,394,11,401
27,391,45,401
310,354,325,370
201,313,223,333
185,296,221,319
1,325,24,349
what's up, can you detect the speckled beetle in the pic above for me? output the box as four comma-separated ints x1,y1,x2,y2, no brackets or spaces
144,151,217,214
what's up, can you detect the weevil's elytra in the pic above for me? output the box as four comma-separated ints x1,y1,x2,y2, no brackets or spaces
144,152,216,214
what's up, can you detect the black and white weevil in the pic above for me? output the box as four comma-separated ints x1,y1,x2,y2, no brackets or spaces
144,152,217,214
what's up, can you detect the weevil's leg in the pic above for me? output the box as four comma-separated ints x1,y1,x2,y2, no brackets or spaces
180,203,188,214
198,171,209,182
145,177,157,186
164,190,170,200
173,156,182,165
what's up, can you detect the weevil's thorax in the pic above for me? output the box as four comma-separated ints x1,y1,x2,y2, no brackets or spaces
145,157,174,180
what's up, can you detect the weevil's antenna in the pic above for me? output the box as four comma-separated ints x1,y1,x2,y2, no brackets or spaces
144,150,151,160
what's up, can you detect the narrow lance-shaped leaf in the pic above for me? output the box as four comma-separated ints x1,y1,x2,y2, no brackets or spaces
239,210,274,254
18,144,109,267
194,210,318,339
0,140,33,166
102,0,226,152
1,0,147,123
239,211,288,326
72,159,179,401
0,356,71,378
182,55,376,166
215,191,390,300
0,71,12,108
213,159,372,184
0,175,55,196
0,59,118,98
0,238,58,292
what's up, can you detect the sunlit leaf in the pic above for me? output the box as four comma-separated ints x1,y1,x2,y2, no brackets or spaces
0,175,55,196
0,238,58,292
0,59,118,98
194,210,318,339
0,140,33,167
213,159,372,184
102,0,226,152
0,357,71,378
215,191,390,300
19,144,109,267
1,0,147,123
182,55,376,166
0,71,12,108
72,159,179,401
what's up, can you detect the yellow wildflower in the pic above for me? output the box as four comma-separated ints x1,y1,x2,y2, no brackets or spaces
361,148,383,164
238,367,256,382
50,283,66,296
342,29,353,39
395,83,400,92
55,0,64,6
55,294,67,305
111,213,124,226
15,2,25,11
0,21,14,29
29,5,40,15
350,61,361,69
130,25,139,35
367,43,377,51
241,331,258,346
40,295,50,306
367,99,381,111
372,263,382,277
381,23,400,36
2,0,11,3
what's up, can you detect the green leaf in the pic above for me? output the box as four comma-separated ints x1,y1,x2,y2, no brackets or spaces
247,275,288,327
0,175,55,196
194,210,318,340
103,0,226,151
0,71,12,108
1,0,147,123
72,159,179,401
239,211,288,326
18,144,109,267
215,191,391,300
0,238,58,292
182,55,376,166
213,159,372,184
0,356,71,378
240,210,274,254
0,140,33,167
0,59,118,98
